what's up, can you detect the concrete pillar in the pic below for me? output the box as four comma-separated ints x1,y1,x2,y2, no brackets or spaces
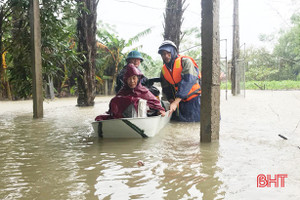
200,0,220,142
231,0,241,95
30,0,43,118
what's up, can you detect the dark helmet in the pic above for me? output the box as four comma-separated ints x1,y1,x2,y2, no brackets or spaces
158,40,178,54
126,50,144,62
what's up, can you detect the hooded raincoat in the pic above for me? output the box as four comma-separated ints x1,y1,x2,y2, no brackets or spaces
115,65,160,97
95,64,165,121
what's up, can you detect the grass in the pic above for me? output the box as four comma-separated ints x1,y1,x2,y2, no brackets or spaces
220,80,300,90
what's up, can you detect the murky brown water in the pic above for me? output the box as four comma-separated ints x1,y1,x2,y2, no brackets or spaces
1,91,300,200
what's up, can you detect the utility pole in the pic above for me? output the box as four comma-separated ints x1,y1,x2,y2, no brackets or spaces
30,0,43,118
200,0,220,142
231,0,240,95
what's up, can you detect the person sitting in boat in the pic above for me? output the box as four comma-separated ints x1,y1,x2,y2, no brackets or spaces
95,64,165,121
115,50,160,97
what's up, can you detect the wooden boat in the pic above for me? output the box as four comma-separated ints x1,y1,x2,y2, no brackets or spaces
91,111,171,138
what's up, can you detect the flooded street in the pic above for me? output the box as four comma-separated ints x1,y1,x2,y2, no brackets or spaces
1,90,300,200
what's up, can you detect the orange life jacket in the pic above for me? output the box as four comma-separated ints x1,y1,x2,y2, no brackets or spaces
162,55,201,102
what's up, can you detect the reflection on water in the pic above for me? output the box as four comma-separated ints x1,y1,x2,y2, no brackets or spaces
1,91,300,199
92,123,223,200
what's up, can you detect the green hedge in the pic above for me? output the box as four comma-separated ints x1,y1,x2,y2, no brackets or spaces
220,80,300,90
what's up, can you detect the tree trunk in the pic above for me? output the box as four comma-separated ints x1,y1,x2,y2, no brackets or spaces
76,0,98,106
163,0,186,50
0,7,5,99
46,75,55,99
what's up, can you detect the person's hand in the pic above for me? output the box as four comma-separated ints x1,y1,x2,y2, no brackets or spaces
168,98,181,117
159,110,166,117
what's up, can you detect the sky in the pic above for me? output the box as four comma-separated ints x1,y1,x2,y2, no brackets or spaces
97,0,299,59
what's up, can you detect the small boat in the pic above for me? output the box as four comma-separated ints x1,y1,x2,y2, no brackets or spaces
91,111,171,138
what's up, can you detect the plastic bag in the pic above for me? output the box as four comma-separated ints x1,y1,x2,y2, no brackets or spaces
137,99,147,118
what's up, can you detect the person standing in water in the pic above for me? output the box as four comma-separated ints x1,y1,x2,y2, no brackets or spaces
158,40,201,122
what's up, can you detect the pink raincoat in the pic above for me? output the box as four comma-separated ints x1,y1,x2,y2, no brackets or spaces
95,64,165,121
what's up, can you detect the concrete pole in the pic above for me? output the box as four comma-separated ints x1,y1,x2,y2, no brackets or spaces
200,0,220,142
30,0,43,118
231,0,240,95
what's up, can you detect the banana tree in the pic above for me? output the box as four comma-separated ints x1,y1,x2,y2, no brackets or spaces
97,41,122,94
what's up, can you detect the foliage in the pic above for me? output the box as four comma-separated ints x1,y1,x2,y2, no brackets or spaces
272,12,300,81
0,0,78,99
225,12,300,90
40,0,80,97
221,80,300,90
5,0,32,99
180,27,201,68
242,47,278,81
229,12,300,83
1,1,299,100
140,58,163,78
96,22,127,78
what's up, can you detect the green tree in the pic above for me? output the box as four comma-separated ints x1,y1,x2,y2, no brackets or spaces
242,46,278,81
0,1,13,99
273,13,300,80
8,0,32,99
1,0,78,100
40,1,79,98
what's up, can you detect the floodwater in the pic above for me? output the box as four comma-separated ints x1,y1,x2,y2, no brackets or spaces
1,90,300,200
